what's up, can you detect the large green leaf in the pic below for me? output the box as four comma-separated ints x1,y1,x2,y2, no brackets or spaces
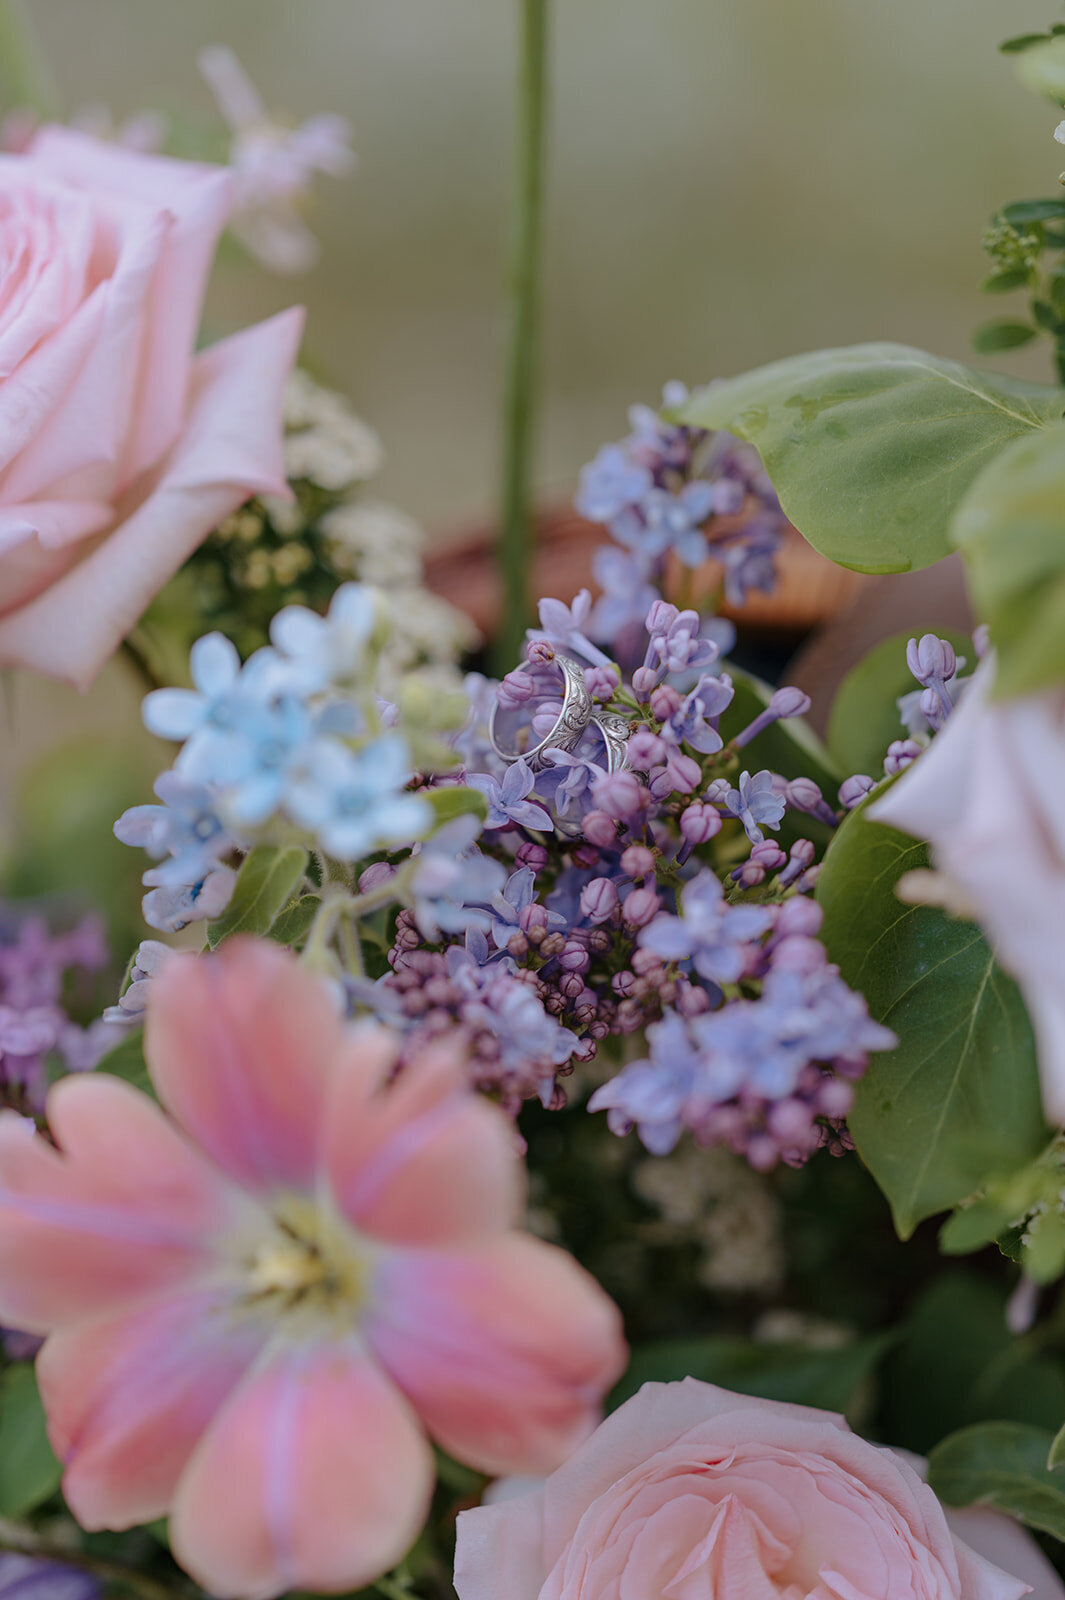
0,1365,62,1517
678,344,1065,574
206,845,309,948
825,629,972,779
816,806,1047,1237
950,420,1065,699
929,1423,1065,1541
94,1027,153,1097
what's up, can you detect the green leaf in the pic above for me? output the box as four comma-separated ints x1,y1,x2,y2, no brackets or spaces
1049,1420,1065,1470
422,785,488,826
816,806,1047,1237
880,1275,1065,1455
206,845,310,948
950,420,1065,699
677,344,1065,575
971,319,1038,353
825,629,972,779
929,1423,1065,1540
999,33,1051,54
610,1334,890,1419
269,894,322,948
982,269,1033,294
1014,34,1065,101
0,1365,62,1517
1001,198,1065,225
93,1027,153,1097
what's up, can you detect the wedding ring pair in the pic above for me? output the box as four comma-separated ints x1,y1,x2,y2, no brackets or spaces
488,655,631,774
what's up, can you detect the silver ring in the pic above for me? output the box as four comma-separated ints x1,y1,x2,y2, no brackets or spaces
489,656,594,771
592,711,631,774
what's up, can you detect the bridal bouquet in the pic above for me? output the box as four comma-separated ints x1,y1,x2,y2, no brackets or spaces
4,11,1065,1600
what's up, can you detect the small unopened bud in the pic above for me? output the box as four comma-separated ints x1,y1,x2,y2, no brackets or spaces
680,801,721,844
839,775,875,810
580,877,619,924
906,633,956,687
621,845,656,879
623,885,661,928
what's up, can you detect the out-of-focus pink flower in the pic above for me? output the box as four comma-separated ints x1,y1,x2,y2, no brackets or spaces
199,45,355,274
870,657,1065,1125
455,1378,1064,1600
0,128,303,689
0,938,625,1599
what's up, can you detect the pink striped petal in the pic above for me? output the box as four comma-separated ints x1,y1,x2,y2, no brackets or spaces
169,1341,434,1599
38,1287,266,1528
367,1234,627,1477
146,939,342,1196
324,1031,524,1246
0,1078,240,1333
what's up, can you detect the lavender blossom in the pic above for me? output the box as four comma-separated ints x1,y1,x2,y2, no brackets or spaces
467,759,553,832
638,870,773,985
406,817,508,943
720,770,787,843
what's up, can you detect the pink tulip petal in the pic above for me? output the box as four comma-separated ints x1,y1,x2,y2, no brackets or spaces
0,305,302,688
368,1233,627,1477
146,938,341,1195
0,1077,241,1333
169,1340,434,1599
324,1031,525,1246
39,1286,267,1529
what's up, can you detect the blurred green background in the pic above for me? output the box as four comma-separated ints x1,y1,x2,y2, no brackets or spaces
2,0,1062,830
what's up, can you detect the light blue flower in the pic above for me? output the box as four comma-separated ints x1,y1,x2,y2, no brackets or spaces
723,769,786,844
142,866,237,933
114,772,235,888
181,693,318,827
408,816,507,942
268,583,378,693
141,632,260,743
286,734,432,860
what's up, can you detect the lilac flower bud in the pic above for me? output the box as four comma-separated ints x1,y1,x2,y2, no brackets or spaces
520,903,549,934
906,633,956,687
648,766,675,803
775,892,822,936
507,931,530,960
784,777,823,813
767,1098,815,1145
358,861,396,893
515,841,549,871
705,778,732,806
772,935,826,974
560,942,590,974
540,932,566,959
747,1135,780,1172
839,774,875,810
650,684,683,720
592,770,644,819
532,699,564,737
631,946,664,978
632,665,661,701
560,971,586,1000
582,809,619,848
884,739,922,777
526,638,555,666
680,801,722,844
777,839,818,889
675,979,711,1017
664,751,702,795
750,841,787,870
584,664,621,702
623,886,661,927
918,685,948,733
497,668,538,708
731,862,766,888
645,599,679,635
732,686,812,750
816,1079,854,1119
612,970,636,998
627,729,667,770
580,876,619,923
572,843,600,869
621,845,655,879
587,928,611,954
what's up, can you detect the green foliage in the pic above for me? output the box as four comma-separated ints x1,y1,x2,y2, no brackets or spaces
269,893,322,947
1049,1419,1065,1471
1014,34,1065,100
817,806,1047,1237
971,319,1037,352
422,785,488,826
1000,33,1059,55
94,1027,153,1098
205,845,310,948
879,1275,1065,1455
610,1334,890,1421
951,420,1065,699
677,343,1065,574
825,629,971,779
0,1365,62,1517
929,1423,1065,1540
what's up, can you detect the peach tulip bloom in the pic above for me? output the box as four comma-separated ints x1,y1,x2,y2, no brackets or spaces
0,128,303,689
0,939,626,1598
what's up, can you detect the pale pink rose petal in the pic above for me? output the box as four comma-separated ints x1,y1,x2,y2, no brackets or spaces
145,936,340,1195
0,282,107,479
453,1484,546,1600
169,1340,434,1599
38,1286,268,1529
948,1506,1062,1600
0,305,303,688
0,166,96,375
368,1233,627,1477
27,127,236,483
323,1033,525,1246
0,501,113,555
0,1077,238,1332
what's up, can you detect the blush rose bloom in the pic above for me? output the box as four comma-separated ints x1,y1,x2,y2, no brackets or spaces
0,938,626,1598
870,658,1065,1125
0,126,304,688
455,1379,1065,1600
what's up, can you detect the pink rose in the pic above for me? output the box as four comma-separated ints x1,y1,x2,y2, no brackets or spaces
455,1379,1064,1600
0,127,304,688
870,659,1065,1124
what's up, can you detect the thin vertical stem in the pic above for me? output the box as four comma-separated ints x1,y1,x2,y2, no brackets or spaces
0,0,59,117
493,0,549,674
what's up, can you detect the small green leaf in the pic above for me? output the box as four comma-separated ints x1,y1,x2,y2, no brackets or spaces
206,845,309,948
950,420,1065,699
422,786,488,826
817,807,1047,1236
0,1365,62,1516
269,894,322,948
929,1423,1065,1540
93,1027,153,1097
971,319,1038,353
999,33,1050,54
1001,198,1065,225
982,269,1033,294
610,1335,890,1419
677,344,1065,575
825,629,971,779
1049,1420,1065,1470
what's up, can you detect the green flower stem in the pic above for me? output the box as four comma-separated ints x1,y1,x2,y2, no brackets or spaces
0,1520,185,1600
302,876,406,975
493,0,550,674
0,0,59,115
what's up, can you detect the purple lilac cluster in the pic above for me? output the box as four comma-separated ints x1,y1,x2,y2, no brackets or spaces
574,383,789,654
0,903,121,1115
